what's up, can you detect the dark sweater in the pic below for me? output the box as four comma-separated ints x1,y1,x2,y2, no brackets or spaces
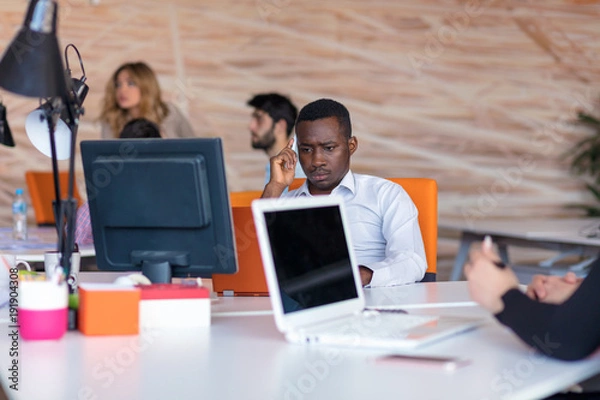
496,261,600,361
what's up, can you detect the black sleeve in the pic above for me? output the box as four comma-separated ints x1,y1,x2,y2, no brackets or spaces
495,261,600,361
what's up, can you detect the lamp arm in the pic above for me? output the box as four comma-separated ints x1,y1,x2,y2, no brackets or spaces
43,99,63,237
58,92,83,292
55,42,87,291
64,44,86,84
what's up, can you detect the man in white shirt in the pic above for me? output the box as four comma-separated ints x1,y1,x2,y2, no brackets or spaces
247,93,305,184
261,98,426,287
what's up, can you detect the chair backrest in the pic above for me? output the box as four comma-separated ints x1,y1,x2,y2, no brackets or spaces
289,178,305,190
387,178,438,282
215,177,437,293
25,170,83,226
289,177,438,282
229,190,263,208
212,190,268,296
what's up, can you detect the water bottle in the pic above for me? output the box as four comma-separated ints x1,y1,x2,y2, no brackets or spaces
12,188,27,240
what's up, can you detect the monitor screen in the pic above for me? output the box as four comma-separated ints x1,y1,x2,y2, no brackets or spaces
80,138,237,283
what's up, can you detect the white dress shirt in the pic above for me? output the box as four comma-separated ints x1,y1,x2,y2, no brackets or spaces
282,171,427,287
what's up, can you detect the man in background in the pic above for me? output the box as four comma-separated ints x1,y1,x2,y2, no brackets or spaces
247,93,305,184
261,98,427,287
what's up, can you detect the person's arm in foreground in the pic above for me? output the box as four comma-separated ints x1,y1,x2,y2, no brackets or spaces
261,138,297,198
465,239,600,361
526,272,583,304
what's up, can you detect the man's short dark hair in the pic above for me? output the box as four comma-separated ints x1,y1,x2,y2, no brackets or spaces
247,93,298,137
296,98,352,138
119,118,161,139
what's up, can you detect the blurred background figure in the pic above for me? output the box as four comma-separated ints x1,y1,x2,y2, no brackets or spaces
99,61,194,139
118,117,161,139
247,92,304,184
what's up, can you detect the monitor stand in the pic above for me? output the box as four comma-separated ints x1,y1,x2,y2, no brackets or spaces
131,251,189,283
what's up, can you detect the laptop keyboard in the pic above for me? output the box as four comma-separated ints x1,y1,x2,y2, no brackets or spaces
301,311,439,341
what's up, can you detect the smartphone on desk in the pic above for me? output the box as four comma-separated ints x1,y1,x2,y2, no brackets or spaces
374,354,471,371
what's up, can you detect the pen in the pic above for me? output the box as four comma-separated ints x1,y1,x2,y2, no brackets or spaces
483,235,506,269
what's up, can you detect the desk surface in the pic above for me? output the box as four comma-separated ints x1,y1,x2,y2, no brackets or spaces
0,227,95,262
1,280,599,400
440,217,600,246
440,218,600,281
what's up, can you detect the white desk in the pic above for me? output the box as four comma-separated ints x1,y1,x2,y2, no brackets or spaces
0,227,95,262
441,218,600,281
1,280,599,400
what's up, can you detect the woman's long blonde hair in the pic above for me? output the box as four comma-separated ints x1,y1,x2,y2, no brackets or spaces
99,62,169,137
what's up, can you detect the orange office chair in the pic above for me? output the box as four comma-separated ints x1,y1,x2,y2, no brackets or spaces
214,177,437,294
25,170,83,226
212,190,268,296
289,178,305,190
215,185,314,295
387,178,438,282
229,190,263,208
289,177,438,282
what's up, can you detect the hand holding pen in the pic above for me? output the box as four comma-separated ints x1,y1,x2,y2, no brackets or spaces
464,235,520,314
483,235,506,269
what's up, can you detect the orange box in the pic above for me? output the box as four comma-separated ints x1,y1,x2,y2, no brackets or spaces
78,284,140,336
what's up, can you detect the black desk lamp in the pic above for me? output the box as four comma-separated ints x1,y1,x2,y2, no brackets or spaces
0,99,15,147
0,0,85,289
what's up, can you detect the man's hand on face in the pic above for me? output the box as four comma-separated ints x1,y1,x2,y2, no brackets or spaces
262,138,297,198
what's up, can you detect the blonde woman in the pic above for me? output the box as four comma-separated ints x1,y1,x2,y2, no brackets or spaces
99,61,194,139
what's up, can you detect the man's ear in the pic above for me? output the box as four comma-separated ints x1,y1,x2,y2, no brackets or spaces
274,119,288,138
348,136,358,156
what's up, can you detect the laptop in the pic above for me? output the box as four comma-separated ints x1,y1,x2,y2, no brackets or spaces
251,196,481,349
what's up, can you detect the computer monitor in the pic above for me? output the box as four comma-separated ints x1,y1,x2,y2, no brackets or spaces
80,138,237,283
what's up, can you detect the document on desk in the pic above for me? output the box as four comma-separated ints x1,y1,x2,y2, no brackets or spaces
373,354,471,371
0,242,56,250
0,227,57,250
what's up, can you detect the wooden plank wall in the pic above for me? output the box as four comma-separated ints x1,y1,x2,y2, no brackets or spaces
0,0,599,227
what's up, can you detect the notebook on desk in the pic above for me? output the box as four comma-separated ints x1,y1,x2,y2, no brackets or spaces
251,196,481,349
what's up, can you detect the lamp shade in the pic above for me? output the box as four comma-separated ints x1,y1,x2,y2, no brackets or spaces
0,0,68,99
25,109,71,160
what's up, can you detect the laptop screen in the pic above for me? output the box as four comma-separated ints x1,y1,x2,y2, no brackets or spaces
263,204,359,314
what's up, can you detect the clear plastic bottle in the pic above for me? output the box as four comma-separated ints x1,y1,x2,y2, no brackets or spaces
12,188,27,240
